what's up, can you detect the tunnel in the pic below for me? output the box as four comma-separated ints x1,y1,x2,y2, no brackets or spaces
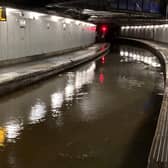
0,1,167,168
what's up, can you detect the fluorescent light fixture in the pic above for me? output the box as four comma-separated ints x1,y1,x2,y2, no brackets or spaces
29,12,45,20
159,25,164,28
126,26,130,29
120,50,124,56
164,24,168,28
6,7,22,16
51,15,61,22
75,20,81,26
149,25,154,29
125,51,129,57
90,15,98,18
121,26,125,30
90,23,96,27
129,52,133,57
64,18,72,24
63,23,66,29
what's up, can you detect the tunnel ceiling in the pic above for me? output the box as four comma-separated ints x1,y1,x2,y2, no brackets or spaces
1,0,165,23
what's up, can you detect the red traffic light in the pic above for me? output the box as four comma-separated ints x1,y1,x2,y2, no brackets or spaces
100,25,108,33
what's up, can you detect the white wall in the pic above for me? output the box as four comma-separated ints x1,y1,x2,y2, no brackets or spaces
120,25,168,43
0,7,96,61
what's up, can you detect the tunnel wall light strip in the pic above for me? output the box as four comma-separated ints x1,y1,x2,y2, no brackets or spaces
6,8,21,15
121,24,168,30
29,12,46,20
5,7,96,29
64,18,73,24
50,15,62,22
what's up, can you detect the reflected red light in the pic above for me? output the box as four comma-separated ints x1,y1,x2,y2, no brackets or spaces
90,27,96,32
101,56,105,64
99,73,104,84
100,46,105,51
84,27,96,32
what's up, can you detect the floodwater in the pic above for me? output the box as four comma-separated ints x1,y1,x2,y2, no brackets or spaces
0,44,164,168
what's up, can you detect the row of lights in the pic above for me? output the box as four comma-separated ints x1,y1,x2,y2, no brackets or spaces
120,50,160,68
6,7,96,28
121,24,168,30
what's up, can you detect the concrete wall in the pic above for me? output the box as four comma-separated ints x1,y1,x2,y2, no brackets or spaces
0,7,96,61
120,25,168,43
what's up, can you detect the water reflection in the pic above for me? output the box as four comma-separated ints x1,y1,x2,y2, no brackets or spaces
75,62,96,90
0,47,161,145
5,120,23,143
0,46,163,168
101,56,105,64
51,92,64,117
118,46,163,91
51,92,64,127
64,62,96,101
51,62,96,125
120,46,161,68
99,73,104,84
29,99,47,124
0,62,96,145
65,73,75,101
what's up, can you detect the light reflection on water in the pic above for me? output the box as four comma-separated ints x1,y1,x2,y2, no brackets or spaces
29,99,47,124
51,92,64,118
0,46,163,145
118,45,164,92
5,120,23,143
0,62,96,144
120,45,161,68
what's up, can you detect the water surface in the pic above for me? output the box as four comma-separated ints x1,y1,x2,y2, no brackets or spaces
0,44,163,168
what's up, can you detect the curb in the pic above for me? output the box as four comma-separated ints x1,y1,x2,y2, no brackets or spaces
0,43,110,96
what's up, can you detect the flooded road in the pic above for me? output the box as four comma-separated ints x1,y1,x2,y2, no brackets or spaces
0,44,164,168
